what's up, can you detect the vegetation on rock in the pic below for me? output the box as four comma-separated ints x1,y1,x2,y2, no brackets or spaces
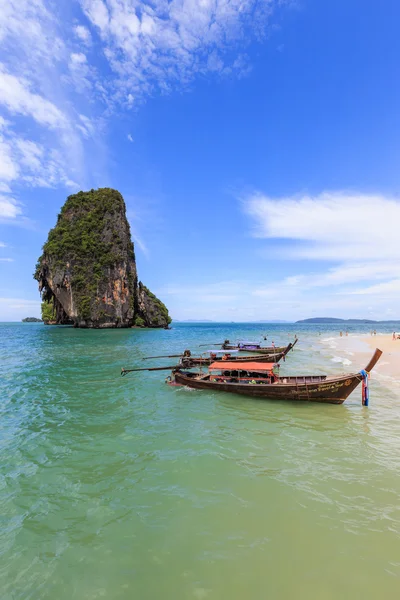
41,299,56,323
133,315,146,327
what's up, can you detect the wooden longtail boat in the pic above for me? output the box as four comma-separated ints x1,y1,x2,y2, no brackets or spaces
187,340,296,365
221,339,288,353
199,339,289,353
141,340,297,366
169,349,382,404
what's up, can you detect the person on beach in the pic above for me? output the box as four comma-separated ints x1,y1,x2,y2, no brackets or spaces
340,331,343,337
393,332,396,340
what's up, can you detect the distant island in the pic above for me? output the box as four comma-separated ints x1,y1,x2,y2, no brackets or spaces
296,317,400,324
22,317,42,323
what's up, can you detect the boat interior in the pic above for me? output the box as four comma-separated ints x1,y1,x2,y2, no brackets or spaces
179,370,329,385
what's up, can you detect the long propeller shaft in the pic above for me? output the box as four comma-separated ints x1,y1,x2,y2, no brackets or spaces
142,354,183,360
121,364,179,376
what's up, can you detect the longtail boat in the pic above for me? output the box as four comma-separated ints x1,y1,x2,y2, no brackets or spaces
208,339,293,353
186,340,296,365
141,340,296,366
166,349,382,405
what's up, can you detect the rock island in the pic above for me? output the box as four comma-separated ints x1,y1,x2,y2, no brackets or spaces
34,188,171,329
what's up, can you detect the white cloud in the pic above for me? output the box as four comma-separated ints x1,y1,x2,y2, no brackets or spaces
0,124,78,199
77,114,96,138
0,195,22,219
0,257,13,262
0,0,64,67
0,134,19,181
253,261,400,296
0,0,285,208
240,191,400,319
70,52,87,65
67,52,95,93
0,5,88,201
74,24,92,46
244,191,400,261
15,139,43,171
350,279,400,296
127,133,133,142
0,66,68,129
83,0,109,30
309,262,400,287
0,242,6,247
79,0,278,100
131,231,149,257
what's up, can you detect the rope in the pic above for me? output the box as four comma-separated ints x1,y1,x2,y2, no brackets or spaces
359,369,370,406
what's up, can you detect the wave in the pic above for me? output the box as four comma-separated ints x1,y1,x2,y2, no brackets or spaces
320,337,338,350
331,356,352,366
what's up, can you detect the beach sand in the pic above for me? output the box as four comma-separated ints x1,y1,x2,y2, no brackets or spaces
331,333,400,380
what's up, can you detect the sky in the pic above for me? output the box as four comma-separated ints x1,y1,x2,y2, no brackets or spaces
0,0,400,322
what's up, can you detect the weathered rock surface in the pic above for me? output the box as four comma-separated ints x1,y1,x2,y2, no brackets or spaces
137,283,171,327
34,188,171,328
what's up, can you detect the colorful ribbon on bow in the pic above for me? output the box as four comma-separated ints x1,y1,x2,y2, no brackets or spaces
359,369,369,406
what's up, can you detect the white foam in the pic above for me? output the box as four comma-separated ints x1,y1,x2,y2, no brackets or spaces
320,337,337,350
331,356,352,366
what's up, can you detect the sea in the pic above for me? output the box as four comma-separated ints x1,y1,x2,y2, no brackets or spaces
1,321,399,599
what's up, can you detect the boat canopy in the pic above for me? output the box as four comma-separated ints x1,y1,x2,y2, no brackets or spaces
237,341,261,345
209,361,275,372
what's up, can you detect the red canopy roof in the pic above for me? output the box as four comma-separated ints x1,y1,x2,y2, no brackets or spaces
209,361,275,372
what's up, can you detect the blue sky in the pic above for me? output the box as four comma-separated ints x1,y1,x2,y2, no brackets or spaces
1,0,400,322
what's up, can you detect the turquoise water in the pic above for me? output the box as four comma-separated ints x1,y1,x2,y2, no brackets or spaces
1,322,400,599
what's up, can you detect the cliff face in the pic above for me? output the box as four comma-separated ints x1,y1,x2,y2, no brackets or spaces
137,283,171,327
34,188,171,328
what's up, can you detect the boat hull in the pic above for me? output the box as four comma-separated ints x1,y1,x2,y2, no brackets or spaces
173,371,363,404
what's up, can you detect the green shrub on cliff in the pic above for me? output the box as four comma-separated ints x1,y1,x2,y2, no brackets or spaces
41,299,55,322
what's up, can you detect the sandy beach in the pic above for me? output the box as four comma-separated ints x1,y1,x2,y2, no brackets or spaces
329,333,400,381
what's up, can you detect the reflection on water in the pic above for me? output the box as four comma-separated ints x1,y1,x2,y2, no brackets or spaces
0,322,400,599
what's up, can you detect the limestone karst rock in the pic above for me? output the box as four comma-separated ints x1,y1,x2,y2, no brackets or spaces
34,188,171,328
